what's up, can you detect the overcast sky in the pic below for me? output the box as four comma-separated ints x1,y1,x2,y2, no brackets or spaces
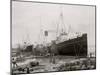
12,1,95,52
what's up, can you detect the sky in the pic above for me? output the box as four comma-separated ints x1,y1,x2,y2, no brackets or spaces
12,1,95,52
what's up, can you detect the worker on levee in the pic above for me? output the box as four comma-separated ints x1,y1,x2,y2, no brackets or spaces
12,57,18,69
50,40,58,64
26,66,30,74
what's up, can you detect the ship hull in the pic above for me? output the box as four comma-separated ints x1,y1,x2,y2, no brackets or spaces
57,34,87,57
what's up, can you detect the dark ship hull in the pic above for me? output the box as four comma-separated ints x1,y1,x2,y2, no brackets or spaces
25,45,33,52
57,34,87,57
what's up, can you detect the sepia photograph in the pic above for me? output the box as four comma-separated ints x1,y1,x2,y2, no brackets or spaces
11,0,96,74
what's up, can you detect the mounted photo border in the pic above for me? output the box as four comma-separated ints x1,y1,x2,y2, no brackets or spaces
10,0,96,75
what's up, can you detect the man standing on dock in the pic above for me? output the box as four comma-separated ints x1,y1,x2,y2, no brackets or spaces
50,41,58,64
12,58,18,68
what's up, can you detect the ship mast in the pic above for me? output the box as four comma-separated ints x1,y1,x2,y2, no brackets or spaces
38,16,43,44
38,16,48,46
56,6,67,41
